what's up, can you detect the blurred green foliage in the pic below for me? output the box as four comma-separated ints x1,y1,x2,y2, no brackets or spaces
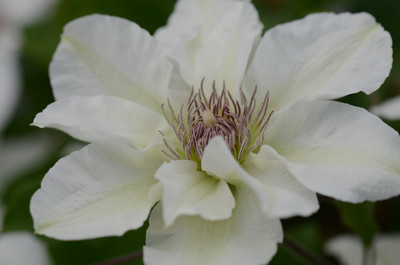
1,0,399,264
335,201,378,247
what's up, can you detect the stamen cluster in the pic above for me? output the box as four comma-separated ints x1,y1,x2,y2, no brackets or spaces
162,80,273,164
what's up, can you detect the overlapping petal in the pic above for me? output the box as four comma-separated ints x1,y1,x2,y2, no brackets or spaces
201,137,270,214
33,95,168,148
155,159,235,226
50,14,173,112
265,100,400,203
144,187,282,265
243,145,319,218
30,141,164,240
155,0,262,94
244,12,392,112
201,137,318,218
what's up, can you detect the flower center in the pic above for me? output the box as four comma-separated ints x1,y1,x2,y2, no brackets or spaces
201,109,217,127
162,80,273,164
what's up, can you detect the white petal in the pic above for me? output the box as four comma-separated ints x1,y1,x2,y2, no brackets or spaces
155,159,235,226
265,100,400,203
33,95,168,148
0,232,51,265
201,137,318,218
243,145,319,218
50,14,173,112
0,134,54,196
200,136,248,182
244,12,392,112
30,141,165,240
371,96,400,120
200,137,270,215
144,187,282,265
156,0,262,93
192,2,262,94
325,235,363,265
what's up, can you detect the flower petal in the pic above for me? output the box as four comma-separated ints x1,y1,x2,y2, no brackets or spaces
155,159,235,226
144,187,282,265
265,100,400,203
200,137,269,214
200,136,248,182
0,232,51,265
371,96,400,121
156,0,262,93
244,12,392,112
50,14,173,112
201,137,318,218
33,95,168,148
30,141,165,240
243,145,319,218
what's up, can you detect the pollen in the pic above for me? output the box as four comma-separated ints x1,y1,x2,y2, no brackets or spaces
201,109,217,127
161,79,273,164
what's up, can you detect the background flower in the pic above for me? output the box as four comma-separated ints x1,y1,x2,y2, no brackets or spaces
0,0,59,186
0,204,51,265
325,234,400,265
0,0,58,264
371,96,400,120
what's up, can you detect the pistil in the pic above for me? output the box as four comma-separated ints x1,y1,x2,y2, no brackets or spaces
162,80,273,164
201,110,217,128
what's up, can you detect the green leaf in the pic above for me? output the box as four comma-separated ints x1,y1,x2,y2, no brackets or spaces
271,219,322,265
335,201,378,247
2,173,43,232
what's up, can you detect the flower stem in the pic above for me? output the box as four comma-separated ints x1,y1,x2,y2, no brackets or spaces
91,250,143,265
283,234,334,265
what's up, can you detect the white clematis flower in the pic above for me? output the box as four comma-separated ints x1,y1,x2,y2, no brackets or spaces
30,0,400,264
325,234,400,265
371,96,400,120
